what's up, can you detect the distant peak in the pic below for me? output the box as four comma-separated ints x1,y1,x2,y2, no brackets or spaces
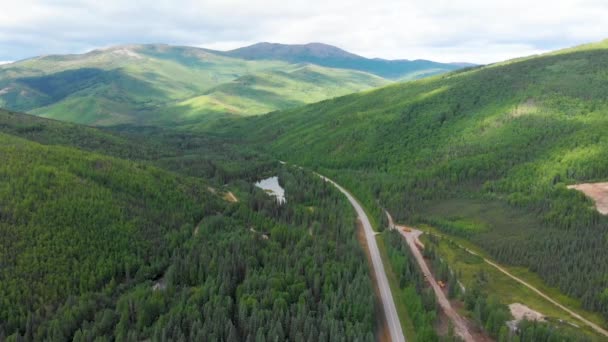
90,45,146,59
226,42,362,60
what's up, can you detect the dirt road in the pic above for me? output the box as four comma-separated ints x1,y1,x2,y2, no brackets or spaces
386,213,474,341
388,213,608,339
319,175,406,342
463,247,608,338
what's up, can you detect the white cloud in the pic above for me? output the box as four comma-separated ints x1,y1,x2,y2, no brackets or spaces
0,0,606,63
0,61,13,65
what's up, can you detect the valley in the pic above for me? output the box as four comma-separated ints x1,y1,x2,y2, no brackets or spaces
1,14,608,340
214,39,608,341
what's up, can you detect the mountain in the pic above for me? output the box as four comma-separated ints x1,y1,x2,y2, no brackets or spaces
0,43,471,127
0,108,376,340
225,39,608,324
226,42,362,61
225,42,466,79
0,44,389,126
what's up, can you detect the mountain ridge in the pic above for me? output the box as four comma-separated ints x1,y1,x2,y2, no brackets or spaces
224,42,465,79
0,43,399,126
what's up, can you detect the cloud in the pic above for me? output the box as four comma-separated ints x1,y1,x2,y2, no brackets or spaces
0,0,606,63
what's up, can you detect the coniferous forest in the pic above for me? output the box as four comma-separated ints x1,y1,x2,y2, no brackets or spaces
0,110,375,341
2,27,608,342
232,41,608,323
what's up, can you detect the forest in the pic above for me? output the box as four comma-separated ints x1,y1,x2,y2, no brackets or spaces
4,38,608,340
384,229,556,341
384,230,438,341
228,40,608,321
0,112,376,341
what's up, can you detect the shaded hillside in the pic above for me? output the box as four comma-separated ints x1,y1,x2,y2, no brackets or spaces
226,42,465,80
227,40,608,321
0,131,211,336
0,108,271,183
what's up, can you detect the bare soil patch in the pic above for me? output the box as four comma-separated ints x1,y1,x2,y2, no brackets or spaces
509,303,545,322
223,191,238,203
510,98,539,118
568,182,608,215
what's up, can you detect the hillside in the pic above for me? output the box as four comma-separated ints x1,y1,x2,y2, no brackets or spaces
226,42,465,79
0,44,391,126
226,39,608,323
0,109,377,340
0,128,211,337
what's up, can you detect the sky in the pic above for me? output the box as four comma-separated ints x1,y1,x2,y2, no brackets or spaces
0,0,607,64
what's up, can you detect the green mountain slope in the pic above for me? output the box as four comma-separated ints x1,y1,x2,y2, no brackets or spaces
0,129,211,335
0,109,376,340
227,39,608,322
158,64,389,123
0,44,389,126
225,42,466,80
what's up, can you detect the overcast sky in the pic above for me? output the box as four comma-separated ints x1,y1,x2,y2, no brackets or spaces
1,0,607,64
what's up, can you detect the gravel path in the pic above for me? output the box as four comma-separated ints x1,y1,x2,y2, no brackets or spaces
386,213,474,341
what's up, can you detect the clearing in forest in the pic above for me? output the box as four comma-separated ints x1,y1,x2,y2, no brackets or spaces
509,303,545,322
568,183,608,215
223,191,239,203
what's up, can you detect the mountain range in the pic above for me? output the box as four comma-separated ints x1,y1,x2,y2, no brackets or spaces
3,37,608,341
0,43,463,126
224,42,468,79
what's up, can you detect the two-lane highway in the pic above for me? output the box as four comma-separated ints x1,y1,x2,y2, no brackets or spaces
318,174,406,342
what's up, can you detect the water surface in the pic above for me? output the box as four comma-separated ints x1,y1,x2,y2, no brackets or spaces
255,176,286,204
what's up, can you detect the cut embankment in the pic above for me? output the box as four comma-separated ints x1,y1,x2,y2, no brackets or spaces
568,182,608,215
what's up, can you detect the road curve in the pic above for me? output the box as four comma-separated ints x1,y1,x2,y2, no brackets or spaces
318,174,406,342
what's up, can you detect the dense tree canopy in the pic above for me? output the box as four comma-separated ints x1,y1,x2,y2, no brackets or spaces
230,41,608,320
0,114,376,340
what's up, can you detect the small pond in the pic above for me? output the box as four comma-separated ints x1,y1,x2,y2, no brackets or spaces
255,176,286,204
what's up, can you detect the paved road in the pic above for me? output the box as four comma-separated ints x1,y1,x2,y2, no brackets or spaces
319,175,406,342
386,213,474,341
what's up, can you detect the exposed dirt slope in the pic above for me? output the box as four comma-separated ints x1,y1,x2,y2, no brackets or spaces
568,183,608,215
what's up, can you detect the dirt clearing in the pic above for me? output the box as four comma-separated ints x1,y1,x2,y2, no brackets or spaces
568,182,608,215
509,303,545,322
223,191,238,203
